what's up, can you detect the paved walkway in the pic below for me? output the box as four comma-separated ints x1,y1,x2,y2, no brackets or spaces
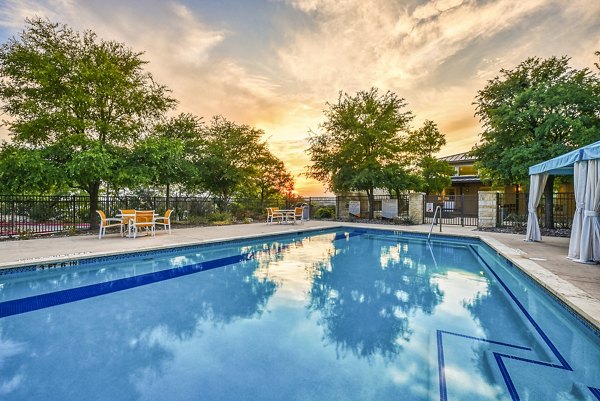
1,221,599,328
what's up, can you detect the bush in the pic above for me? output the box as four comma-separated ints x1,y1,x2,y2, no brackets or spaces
207,212,232,223
314,206,335,219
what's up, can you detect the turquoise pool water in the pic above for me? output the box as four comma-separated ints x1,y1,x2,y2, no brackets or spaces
0,228,599,400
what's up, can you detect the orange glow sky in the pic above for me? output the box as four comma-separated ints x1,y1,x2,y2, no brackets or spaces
0,0,599,195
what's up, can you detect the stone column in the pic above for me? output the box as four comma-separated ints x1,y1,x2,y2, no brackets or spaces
478,191,498,228
408,193,425,224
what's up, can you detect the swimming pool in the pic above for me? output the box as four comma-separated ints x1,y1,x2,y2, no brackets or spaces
0,228,599,400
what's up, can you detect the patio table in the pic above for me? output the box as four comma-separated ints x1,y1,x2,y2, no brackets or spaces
277,209,297,224
116,211,158,237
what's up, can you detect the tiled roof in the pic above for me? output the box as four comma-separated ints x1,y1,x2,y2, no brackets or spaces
438,152,476,163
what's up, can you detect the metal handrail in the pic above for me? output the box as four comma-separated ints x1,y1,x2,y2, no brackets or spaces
428,205,442,240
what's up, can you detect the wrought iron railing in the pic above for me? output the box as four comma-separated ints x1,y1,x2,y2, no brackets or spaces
0,194,413,237
496,192,575,228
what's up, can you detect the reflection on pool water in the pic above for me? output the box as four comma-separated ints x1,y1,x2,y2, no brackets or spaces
0,228,599,401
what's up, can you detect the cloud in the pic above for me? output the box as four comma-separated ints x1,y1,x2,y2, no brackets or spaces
0,0,286,135
1,0,600,194
277,0,600,159
279,0,553,93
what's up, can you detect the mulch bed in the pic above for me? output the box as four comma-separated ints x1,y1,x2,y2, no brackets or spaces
475,226,571,238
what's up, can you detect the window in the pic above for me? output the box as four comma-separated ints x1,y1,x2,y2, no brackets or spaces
458,165,477,176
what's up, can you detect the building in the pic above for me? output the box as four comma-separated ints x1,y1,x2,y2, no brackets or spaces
438,152,489,196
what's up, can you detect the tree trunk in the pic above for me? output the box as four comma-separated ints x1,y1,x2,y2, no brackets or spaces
166,183,170,209
367,188,374,219
88,181,101,230
544,175,554,229
216,193,228,213
395,188,402,215
514,184,520,215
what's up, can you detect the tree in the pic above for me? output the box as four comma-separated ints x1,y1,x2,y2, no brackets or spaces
143,113,204,204
382,163,423,211
405,120,447,161
307,88,413,218
0,143,64,194
197,116,268,211
420,157,455,195
240,152,295,205
0,18,175,227
471,56,600,228
405,120,454,194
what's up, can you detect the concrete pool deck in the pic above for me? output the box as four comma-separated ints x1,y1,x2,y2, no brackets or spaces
1,220,599,330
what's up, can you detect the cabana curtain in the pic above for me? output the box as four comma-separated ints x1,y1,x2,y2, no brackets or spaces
525,173,548,242
578,160,600,262
567,162,586,259
527,140,600,263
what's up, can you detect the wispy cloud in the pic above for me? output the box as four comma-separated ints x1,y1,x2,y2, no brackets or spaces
0,0,599,194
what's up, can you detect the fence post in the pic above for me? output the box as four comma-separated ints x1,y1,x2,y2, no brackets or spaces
174,195,178,220
496,192,501,228
71,196,76,229
460,193,465,227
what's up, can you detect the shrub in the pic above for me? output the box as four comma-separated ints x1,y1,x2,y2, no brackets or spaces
207,212,232,223
314,206,335,219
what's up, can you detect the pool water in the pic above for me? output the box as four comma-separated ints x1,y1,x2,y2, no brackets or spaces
0,228,599,401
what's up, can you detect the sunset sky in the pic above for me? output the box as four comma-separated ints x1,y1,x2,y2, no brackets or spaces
0,0,599,195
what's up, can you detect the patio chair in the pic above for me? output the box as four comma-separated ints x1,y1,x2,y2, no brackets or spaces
96,210,124,239
129,210,156,238
154,209,173,234
267,207,283,224
292,207,303,224
119,209,136,227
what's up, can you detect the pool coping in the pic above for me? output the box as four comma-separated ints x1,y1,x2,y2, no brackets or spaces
1,223,599,332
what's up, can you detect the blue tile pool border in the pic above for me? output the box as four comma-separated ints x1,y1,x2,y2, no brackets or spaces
472,239,600,340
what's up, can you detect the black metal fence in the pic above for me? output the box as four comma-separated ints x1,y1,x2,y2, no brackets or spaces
423,194,479,226
0,194,413,237
0,194,323,236
0,194,92,236
497,192,575,228
0,192,577,237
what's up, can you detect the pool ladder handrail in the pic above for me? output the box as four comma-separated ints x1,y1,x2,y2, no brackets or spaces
428,205,442,240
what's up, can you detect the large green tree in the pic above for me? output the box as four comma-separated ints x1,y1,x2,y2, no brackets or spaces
197,116,269,211
0,18,175,227
239,151,295,206
141,113,204,204
471,55,600,227
307,88,413,218
406,120,454,194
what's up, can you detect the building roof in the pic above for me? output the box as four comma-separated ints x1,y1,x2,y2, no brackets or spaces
438,152,476,163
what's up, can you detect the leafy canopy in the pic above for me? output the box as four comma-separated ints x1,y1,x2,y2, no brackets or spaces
471,55,600,185
307,88,413,211
0,18,175,225
406,120,453,194
197,116,278,210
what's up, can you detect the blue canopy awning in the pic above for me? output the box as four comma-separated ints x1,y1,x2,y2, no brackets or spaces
528,140,600,175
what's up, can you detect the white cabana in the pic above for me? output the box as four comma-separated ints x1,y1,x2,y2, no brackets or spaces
526,140,600,264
